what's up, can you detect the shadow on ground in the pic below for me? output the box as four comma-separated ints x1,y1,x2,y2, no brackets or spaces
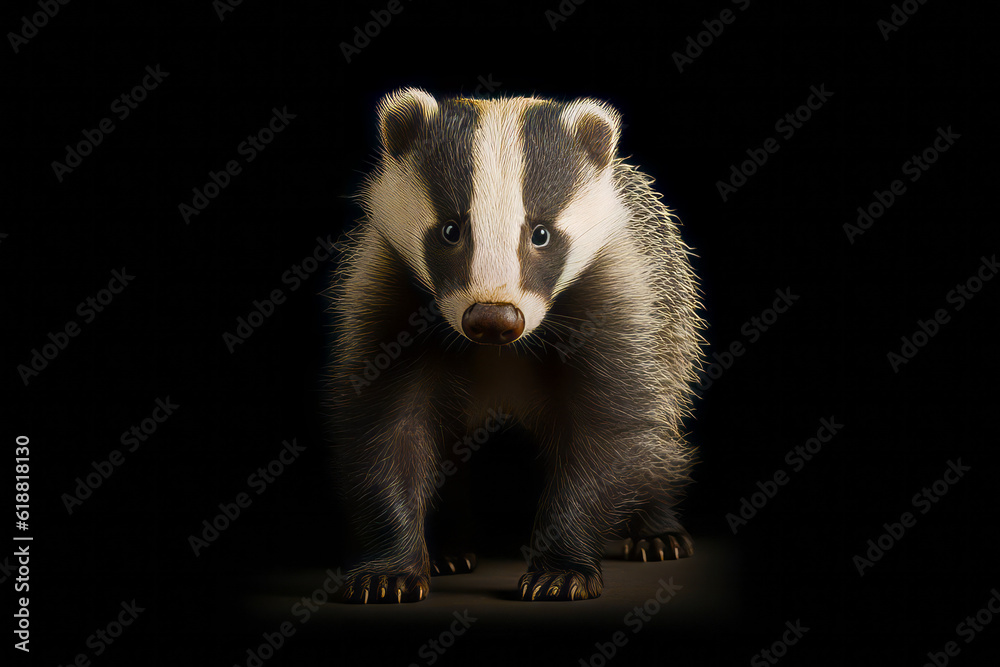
222,537,740,664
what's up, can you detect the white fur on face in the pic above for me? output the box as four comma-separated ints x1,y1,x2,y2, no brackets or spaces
552,167,632,294
362,88,443,291
469,98,529,300
361,160,437,290
364,91,627,342
442,97,549,338
551,99,628,294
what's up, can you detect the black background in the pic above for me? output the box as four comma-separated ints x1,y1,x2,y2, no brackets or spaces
5,1,997,665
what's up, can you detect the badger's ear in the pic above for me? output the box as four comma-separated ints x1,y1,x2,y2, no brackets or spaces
376,87,439,159
560,98,621,171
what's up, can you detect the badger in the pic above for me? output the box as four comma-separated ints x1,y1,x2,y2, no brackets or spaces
327,88,704,603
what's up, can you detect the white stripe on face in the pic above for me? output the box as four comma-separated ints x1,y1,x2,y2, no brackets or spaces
446,97,548,336
469,98,530,299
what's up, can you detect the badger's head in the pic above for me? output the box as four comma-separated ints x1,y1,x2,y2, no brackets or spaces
360,88,631,345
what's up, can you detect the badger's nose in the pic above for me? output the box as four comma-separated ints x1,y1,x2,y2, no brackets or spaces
462,303,525,345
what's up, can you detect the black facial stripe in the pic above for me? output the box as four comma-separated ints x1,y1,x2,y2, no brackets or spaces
520,101,585,299
415,100,480,295
519,222,569,299
422,212,473,297
521,102,588,223
414,99,479,223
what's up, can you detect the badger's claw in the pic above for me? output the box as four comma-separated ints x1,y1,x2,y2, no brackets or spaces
430,552,477,576
517,569,602,601
341,568,429,604
622,533,693,561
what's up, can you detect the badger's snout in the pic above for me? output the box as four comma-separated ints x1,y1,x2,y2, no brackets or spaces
462,303,525,345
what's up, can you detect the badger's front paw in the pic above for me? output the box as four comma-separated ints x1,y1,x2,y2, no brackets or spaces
341,568,430,604
517,569,602,601
622,532,694,561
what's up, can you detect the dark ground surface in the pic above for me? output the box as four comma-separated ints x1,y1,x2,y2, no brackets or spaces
6,1,998,666
238,547,736,663
245,545,734,630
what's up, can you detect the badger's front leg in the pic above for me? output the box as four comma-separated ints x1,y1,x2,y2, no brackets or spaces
519,416,638,601
338,399,439,604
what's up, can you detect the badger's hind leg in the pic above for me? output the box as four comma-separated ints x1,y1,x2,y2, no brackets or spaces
619,495,694,561
430,553,477,576
426,452,477,577
621,533,694,561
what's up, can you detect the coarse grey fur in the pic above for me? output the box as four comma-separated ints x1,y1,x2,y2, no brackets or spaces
326,88,704,603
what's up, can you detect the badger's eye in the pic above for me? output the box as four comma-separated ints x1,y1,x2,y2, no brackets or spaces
441,221,461,245
531,224,550,248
